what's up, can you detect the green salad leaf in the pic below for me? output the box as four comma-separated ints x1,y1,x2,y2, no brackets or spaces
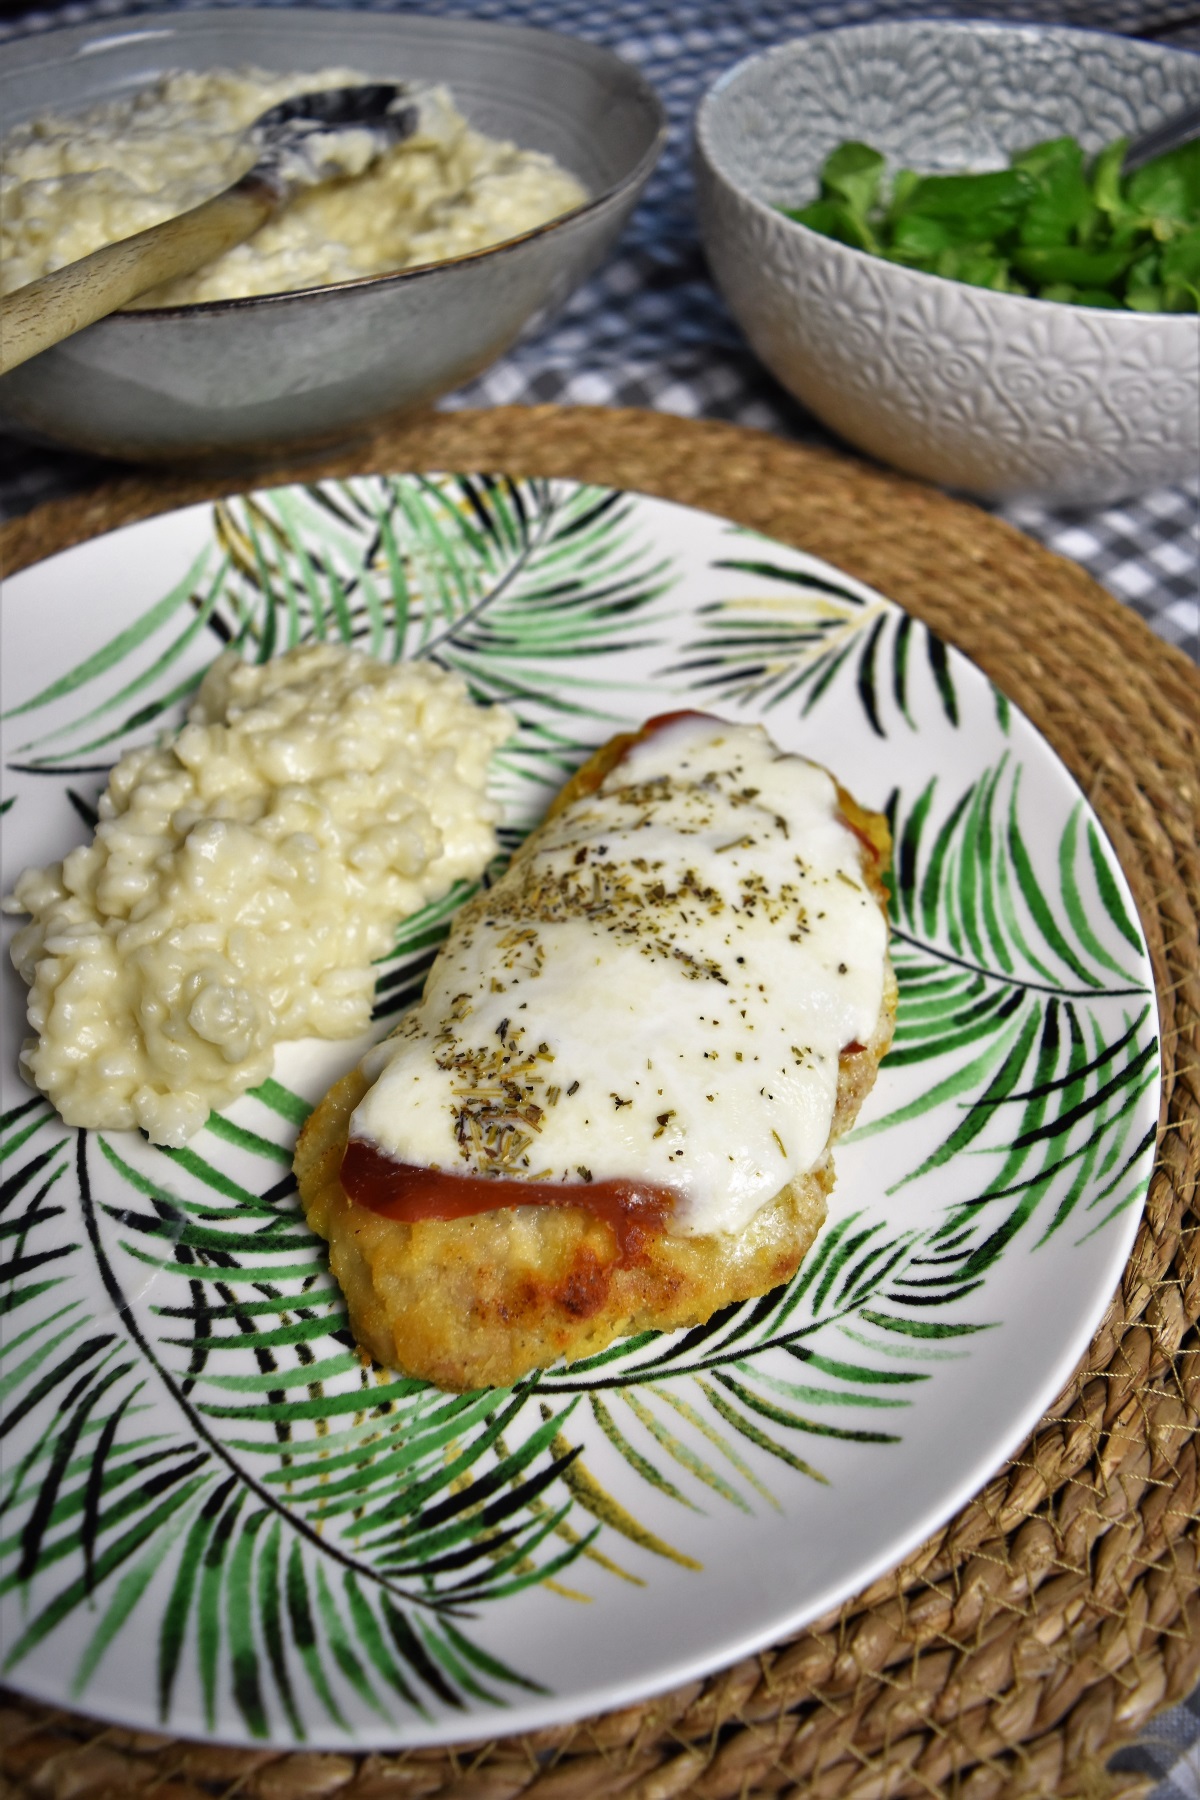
781,131,1200,311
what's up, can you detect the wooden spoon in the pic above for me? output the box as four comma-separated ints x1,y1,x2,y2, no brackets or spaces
0,83,420,376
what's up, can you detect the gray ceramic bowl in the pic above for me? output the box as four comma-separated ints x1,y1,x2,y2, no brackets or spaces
0,9,665,466
695,22,1200,506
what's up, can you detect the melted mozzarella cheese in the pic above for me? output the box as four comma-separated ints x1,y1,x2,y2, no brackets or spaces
351,715,889,1237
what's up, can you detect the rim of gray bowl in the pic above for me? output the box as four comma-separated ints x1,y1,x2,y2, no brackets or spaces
694,18,1200,334
1,6,669,321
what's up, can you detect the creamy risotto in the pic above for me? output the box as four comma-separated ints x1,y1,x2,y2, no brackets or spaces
3,646,513,1146
0,68,588,303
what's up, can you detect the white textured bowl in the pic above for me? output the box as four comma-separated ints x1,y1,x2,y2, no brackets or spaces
695,22,1200,506
0,9,665,467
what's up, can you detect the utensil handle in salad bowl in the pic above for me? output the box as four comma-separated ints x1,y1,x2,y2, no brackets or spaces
1122,97,1200,172
0,178,277,377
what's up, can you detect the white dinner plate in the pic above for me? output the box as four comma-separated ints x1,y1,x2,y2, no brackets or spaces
0,474,1159,1749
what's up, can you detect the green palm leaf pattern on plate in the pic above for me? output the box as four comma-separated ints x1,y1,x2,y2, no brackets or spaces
0,478,1157,1748
4,475,674,812
660,536,999,737
869,761,1155,1257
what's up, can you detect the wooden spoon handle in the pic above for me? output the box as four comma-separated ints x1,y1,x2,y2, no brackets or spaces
0,175,278,377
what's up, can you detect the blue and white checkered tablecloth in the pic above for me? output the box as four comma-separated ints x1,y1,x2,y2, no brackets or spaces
1,3,1198,1792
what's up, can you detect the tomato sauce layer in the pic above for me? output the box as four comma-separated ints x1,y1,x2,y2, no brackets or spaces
341,1137,676,1260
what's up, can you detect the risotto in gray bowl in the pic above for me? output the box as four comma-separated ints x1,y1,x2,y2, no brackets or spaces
0,9,665,466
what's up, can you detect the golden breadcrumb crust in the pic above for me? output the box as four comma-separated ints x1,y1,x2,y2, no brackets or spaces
294,739,896,1392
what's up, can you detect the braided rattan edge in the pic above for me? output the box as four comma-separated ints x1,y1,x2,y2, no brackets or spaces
1,407,1196,1800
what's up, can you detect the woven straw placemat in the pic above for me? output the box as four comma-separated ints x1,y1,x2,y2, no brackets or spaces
1,407,1197,1800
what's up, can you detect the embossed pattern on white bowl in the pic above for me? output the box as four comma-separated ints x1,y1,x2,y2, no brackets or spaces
694,22,1200,505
